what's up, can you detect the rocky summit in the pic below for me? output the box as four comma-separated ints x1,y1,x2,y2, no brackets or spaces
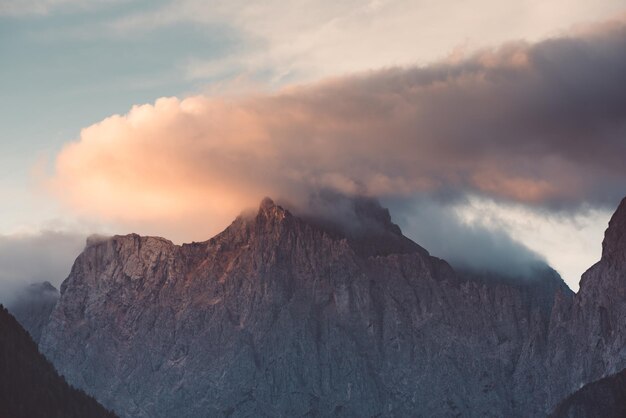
36,197,626,417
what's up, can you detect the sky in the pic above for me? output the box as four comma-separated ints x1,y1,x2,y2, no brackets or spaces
1,0,626,294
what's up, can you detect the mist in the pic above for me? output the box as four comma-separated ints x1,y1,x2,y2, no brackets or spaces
389,196,549,279
0,231,86,304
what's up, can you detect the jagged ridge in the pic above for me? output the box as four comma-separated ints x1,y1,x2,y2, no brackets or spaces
37,197,596,417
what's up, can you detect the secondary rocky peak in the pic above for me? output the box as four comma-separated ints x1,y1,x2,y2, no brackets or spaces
36,281,57,293
91,234,175,256
349,196,403,236
602,197,626,263
7,281,59,343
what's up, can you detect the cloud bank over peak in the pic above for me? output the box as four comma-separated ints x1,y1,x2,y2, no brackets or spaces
45,17,626,285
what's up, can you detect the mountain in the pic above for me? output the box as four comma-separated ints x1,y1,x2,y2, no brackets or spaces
544,197,626,408
8,281,59,343
0,304,117,418
549,368,626,418
39,197,573,417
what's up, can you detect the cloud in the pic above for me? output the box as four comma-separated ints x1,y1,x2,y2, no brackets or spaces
390,196,547,278
48,17,626,244
40,17,626,288
0,0,127,16
0,231,86,304
447,197,610,290
110,0,626,85
0,0,72,15
387,195,611,288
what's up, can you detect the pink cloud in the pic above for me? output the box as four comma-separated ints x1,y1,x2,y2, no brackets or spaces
49,17,626,241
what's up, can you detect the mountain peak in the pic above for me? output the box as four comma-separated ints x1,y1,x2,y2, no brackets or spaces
259,196,276,210
257,196,289,218
602,196,626,262
223,195,429,258
252,197,292,228
297,193,429,257
7,281,59,346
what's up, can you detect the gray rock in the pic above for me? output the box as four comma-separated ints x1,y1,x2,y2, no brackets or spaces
549,367,626,418
544,197,626,410
41,196,626,417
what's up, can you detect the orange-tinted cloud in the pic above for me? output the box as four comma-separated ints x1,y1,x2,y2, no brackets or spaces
49,17,626,241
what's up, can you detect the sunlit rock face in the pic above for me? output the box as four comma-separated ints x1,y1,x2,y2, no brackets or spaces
41,197,577,417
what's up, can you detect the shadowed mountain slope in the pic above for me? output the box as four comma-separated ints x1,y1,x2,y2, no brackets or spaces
0,305,117,418
545,197,626,409
39,197,575,417
550,367,626,418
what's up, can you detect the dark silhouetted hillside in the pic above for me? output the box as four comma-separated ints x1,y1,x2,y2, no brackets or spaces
0,305,117,418
550,368,626,418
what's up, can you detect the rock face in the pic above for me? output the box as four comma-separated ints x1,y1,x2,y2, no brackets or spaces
549,367,626,418
0,305,117,418
41,196,626,417
8,281,59,343
544,197,626,409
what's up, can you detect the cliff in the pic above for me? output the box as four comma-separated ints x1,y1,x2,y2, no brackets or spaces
38,197,595,417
